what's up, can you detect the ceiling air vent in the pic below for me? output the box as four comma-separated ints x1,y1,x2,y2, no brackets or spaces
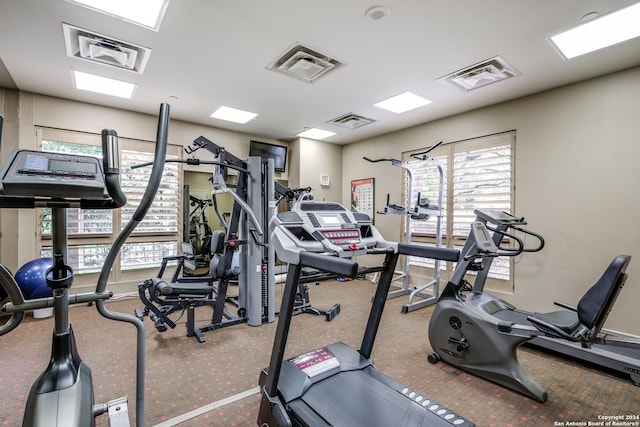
62,23,151,74
327,113,376,129
267,43,344,83
438,56,520,91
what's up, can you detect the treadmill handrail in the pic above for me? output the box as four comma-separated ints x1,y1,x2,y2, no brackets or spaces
398,243,459,262
299,252,359,278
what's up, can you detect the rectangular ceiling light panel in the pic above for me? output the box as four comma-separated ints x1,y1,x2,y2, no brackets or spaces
72,70,136,99
550,2,640,59
374,92,431,114
296,128,336,140
67,0,171,31
210,106,258,124
63,24,151,74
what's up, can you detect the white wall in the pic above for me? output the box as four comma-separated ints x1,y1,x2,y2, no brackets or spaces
342,66,640,335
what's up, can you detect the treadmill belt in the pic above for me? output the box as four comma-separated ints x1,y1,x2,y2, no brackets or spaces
300,369,472,426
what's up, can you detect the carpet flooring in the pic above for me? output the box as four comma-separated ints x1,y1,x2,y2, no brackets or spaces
1,278,639,426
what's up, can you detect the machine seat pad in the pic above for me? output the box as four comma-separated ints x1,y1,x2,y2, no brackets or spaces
530,310,580,335
153,278,213,297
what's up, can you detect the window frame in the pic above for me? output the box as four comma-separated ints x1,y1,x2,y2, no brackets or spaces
402,131,516,293
36,127,183,286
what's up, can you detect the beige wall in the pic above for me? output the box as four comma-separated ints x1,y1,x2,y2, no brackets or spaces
343,66,640,335
0,89,32,272
292,137,343,203
184,170,233,234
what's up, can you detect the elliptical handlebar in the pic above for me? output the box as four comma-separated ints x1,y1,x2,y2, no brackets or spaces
96,103,170,292
94,102,171,427
101,129,127,208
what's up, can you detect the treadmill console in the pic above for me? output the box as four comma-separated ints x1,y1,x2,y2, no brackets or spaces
271,201,382,257
0,150,107,198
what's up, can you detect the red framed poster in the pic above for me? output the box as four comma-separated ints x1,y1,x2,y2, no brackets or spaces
350,178,375,221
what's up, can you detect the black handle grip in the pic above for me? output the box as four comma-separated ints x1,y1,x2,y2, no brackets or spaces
398,243,460,262
489,227,525,257
299,252,359,278
511,225,545,253
101,129,119,173
101,129,127,208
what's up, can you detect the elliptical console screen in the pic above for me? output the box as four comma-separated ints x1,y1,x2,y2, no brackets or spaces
1,150,106,198
23,154,97,176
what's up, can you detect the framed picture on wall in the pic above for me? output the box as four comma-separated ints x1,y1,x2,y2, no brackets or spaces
351,178,375,221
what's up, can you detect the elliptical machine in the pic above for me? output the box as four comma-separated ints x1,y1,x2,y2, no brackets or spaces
428,210,639,402
0,103,170,426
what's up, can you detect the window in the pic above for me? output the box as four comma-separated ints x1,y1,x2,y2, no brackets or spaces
120,149,180,270
404,131,515,291
41,141,113,237
37,127,182,283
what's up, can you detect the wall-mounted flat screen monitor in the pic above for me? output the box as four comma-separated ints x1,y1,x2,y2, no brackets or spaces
249,140,287,172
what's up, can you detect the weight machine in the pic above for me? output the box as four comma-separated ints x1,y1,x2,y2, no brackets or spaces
363,141,445,312
136,135,277,342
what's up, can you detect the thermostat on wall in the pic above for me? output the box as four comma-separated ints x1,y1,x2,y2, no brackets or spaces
320,174,330,186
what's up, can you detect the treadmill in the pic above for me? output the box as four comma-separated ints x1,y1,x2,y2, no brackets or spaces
258,201,474,427
475,210,640,386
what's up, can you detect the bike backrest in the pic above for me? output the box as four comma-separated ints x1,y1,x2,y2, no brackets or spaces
577,255,631,334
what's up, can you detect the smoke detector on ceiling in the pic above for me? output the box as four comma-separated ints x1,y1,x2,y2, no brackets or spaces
438,56,521,91
365,6,391,21
327,113,376,129
63,23,151,74
267,43,344,83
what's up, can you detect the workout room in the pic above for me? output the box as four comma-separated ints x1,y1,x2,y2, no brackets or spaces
1,1,639,426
